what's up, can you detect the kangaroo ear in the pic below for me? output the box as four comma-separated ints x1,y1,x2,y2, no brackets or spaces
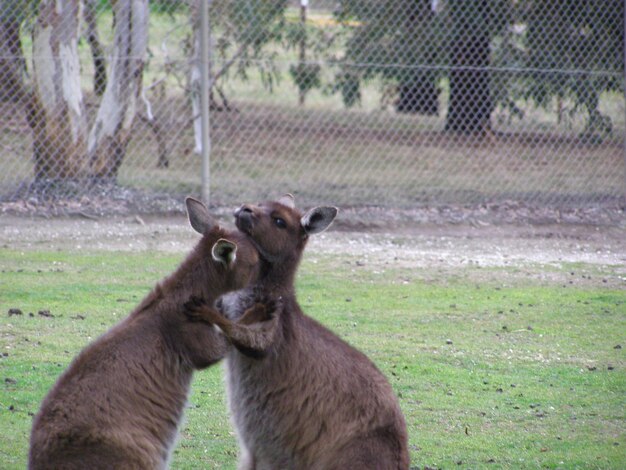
277,193,295,209
212,239,237,266
301,206,338,235
186,197,215,234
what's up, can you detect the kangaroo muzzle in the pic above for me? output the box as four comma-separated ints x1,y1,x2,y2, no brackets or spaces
235,205,255,234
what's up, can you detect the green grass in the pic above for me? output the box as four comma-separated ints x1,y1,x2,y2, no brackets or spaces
1,247,624,469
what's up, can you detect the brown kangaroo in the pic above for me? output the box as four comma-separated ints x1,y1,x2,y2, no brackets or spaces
29,198,265,470
186,194,410,470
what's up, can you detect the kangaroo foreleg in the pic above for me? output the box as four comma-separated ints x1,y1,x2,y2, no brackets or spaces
184,297,281,357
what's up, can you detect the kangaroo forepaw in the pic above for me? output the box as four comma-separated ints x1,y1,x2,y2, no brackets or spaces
184,296,210,321
264,296,283,319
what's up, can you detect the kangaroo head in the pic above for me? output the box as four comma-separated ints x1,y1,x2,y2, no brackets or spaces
186,197,260,294
233,194,337,265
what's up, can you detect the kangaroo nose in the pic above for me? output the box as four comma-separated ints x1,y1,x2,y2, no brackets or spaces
234,205,253,217
235,205,255,234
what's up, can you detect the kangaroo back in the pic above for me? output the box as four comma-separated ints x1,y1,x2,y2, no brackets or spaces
29,198,260,469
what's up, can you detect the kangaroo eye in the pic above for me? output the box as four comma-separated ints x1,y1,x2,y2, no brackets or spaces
274,217,287,229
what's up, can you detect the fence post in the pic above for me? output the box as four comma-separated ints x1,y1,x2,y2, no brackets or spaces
200,0,211,205
299,0,307,106
623,1,626,198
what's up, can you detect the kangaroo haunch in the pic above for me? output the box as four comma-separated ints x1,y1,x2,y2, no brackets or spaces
29,198,262,470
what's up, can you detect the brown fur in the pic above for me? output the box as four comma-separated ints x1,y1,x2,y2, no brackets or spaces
185,297,280,359
29,199,260,470
197,195,410,470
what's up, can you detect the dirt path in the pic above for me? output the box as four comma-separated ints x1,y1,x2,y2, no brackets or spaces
1,215,625,287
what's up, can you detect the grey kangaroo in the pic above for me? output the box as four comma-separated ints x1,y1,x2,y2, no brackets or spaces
186,194,410,470
29,198,267,470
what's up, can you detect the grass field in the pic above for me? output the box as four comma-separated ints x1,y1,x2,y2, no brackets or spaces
1,218,624,469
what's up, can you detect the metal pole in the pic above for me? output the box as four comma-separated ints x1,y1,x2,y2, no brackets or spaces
299,0,307,106
200,0,211,204
623,0,626,199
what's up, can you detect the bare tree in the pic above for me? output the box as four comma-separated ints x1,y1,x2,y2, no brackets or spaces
29,0,88,180
88,0,148,180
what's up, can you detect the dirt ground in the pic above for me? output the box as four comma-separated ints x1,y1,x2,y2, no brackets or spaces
2,213,624,289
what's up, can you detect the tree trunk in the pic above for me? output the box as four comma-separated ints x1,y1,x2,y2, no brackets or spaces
189,0,213,155
88,0,148,180
190,8,204,156
396,75,440,115
83,0,107,96
0,3,28,103
445,0,492,134
29,0,87,180
395,0,439,116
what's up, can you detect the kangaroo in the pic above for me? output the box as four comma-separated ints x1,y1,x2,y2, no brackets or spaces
186,194,410,470
29,198,266,470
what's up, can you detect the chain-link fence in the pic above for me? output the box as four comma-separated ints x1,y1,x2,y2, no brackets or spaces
1,0,624,214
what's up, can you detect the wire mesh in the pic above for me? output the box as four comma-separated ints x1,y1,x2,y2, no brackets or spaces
0,0,624,212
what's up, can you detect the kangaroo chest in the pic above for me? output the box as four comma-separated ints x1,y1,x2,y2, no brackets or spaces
225,350,304,468
224,342,365,469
